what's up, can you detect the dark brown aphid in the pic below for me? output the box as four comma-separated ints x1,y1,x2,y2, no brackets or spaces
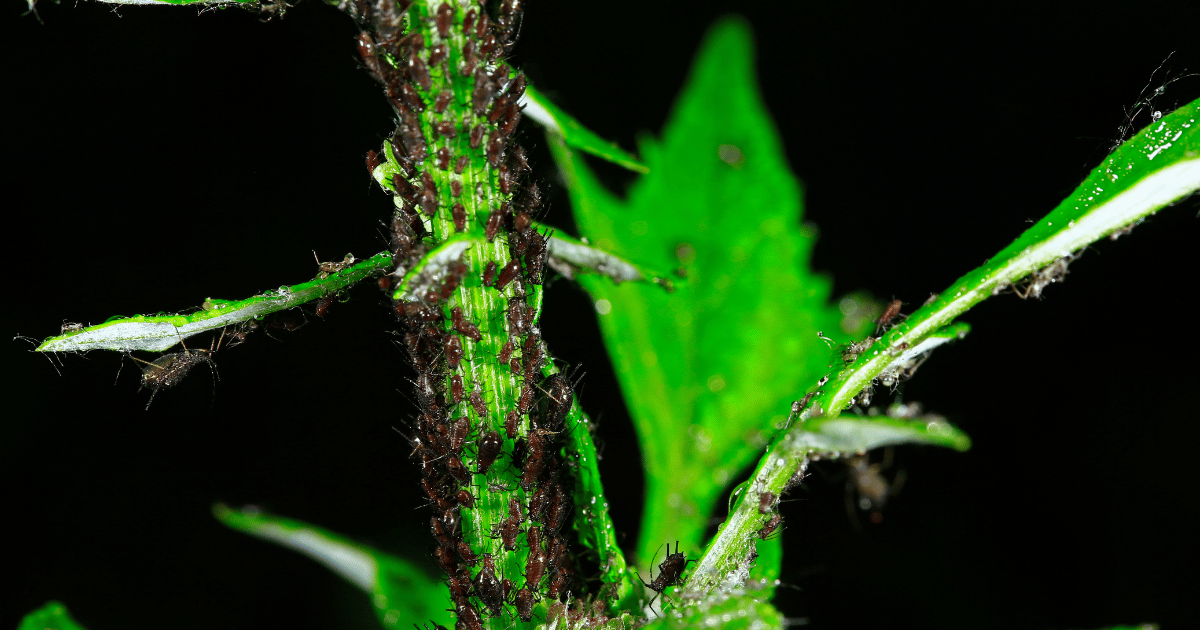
451,202,466,232
406,51,431,91
392,173,418,203
315,293,336,318
486,135,504,167
461,8,477,36
520,430,548,490
446,455,471,484
514,210,532,232
528,484,548,522
495,497,523,550
135,334,221,410
487,94,513,124
428,42,449,66
450,307,482,341
468,123,485,149
399,82,426,112
498,104,523,138
496,161,514,194
758,513,782,539
504,410,520,439
473,554,504,615
516,383,534,414
484,206,505,242
545,483,570,532
454,155,469,174
495,259,521,290
459,40,478,77
450,374,464,403
453,600,483,630
434,545,456,574
455,488,476,509
433,120,457,138
521,332,543,375
482,261,497,287
514,587,534,622
434,2,454,38
540,374,573,431
475,430,503,474
758,491,777,515
472,68,497,115
876,299,903,333
522,182,543,212
433,90,453,113
473,9,489,38
449,180,463,198
419,172,439,217
506,300,530,335
523,231,547,285
478,32,499,59
356,32,382,80
642,542,692,606
444,336,463,369
365,149,380,176
524,539,548,589
510,143,530,173
468,389,487,417
398,118,426,163
447,415,470,453
435,147,451,171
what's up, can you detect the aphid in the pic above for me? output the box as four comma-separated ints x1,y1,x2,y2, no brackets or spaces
461,8,476,35
392,174,418,203
507,74,528,104
758,513,782,539
473,554,504,615
539,373,573,431
545,483,570,532
845,453,904,527
476,206,501,243
446,455,471,485
524,539,548,589
475,430,503,474
473,9,490,39
498,104,522,138
495,497,523,550
528,484,548,522
454,155,469,174
472,68,496,115
514,587,534,622
522,182,542,212
365,149,380,176
399,82,425,112
356,32,382,79
459,40,478,77
546,567,571,599
434,2,454,38
504,410,520,439
419,172,439,217
433,90,453,113
428,42,448,67
523,231,546,285
398,112,427,163
450,307,482,341
497,161,513,194
450,374,464,403
315,293,336,318
758,491,777,515
510,357,523,375
495,259,521,291
451,202,466,232
134,333,222,410
486,135,504,167
510,144,530,173
447,415,470,454
514,210,532,232
506,299,530,335
876,299,904,333
314,251,356,279
434,545,456,574
468,389,487,417
468,123,485,149
453,600,483,630
412,371,442,416
223,319,258,348
520,430,547,490
405,51,431,91
641,542,692,607
435,147,451,171
478,31,499,59
482,261,497,287
455,488,476,509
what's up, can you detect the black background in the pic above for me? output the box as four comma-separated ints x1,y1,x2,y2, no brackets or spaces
4,1,1199,629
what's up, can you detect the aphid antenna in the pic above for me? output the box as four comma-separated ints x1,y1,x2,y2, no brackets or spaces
15,335,66,376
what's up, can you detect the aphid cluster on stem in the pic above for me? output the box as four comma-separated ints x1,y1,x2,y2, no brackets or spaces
345,0,593,626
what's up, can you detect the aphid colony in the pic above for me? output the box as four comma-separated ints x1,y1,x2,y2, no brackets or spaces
346,0,589,626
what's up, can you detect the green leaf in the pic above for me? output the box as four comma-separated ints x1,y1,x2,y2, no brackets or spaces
812,97,1199,420
17,601,88,630
36,252,391,354
522,85,648,173
685,409,970,598
213,504,453,629
548,16,873,567
639,587,783,630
